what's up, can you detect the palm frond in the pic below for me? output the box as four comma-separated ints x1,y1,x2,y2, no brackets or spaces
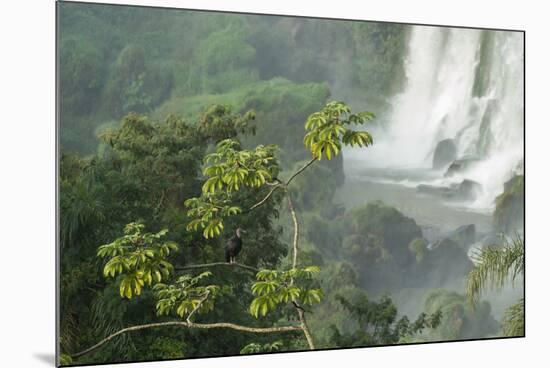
89,289,138,359
502,299,524,337
466,234,524,306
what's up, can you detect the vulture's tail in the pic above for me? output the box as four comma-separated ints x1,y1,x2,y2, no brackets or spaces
225,248,231,263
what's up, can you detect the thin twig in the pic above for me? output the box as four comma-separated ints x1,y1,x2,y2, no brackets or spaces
245,156,316,214
77,156,320,358
186,290,210,323
248,184,284,212
286,157,317,186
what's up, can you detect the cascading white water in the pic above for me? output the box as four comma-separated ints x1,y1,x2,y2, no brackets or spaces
351,26,524,212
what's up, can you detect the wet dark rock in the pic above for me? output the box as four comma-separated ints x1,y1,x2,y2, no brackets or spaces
413,238,473,288
430,238,460,249
420,225,444,243
447,224,476,248
455,179,482,201
481,234,501,247
493,175,524,234
444,158,479,177
417,179,482,201
433,139,458,169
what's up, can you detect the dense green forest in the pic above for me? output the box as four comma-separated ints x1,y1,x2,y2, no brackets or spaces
58,3,523,366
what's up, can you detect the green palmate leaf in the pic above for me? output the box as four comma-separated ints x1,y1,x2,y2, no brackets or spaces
154,272,221,320
303,266,321,274
288,287,301,300
249,298,261,318
304,101,374,160
251,281,278,295
97,222,178,299
240,340,283,355
202,177,221,194
154,269,162,283
255,269,278,281
302,289,324,305
185,138,280,240
250,266,323,318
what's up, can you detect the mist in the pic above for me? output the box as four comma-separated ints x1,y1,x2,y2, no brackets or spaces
58,3,524,363
336,25,524,326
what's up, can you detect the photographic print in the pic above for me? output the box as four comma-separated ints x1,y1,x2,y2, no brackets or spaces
56,1,525,366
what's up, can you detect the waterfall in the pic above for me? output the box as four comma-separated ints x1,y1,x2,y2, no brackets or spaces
351,26,524,212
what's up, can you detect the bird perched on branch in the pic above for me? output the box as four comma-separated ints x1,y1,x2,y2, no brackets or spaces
225,227,246,264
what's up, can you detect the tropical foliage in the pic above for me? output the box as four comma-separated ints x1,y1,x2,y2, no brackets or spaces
58,3,523,366
466,236,525,336
97,222,178,298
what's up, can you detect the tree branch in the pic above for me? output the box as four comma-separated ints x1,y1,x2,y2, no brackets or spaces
79,155,320,359
286,157,317,186
297,307,315,350
246,155,316,214
285,187,315,350
175,262,259,274
286,189,300,270
187,290,210,323
71,321,302,359
247,183,284,212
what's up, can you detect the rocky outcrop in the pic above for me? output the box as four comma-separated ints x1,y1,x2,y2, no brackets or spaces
417,179,482,201
447,224,476,248
433,139,458,169
455,180,482,201
444,157,479,177
409,237,473,288
494,175,524,234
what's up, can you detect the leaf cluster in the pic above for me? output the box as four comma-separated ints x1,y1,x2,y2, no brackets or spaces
466,235,524,306
197,104,257,142
202,139,278,193
331,293,441,346
240,340,283,355
249,266,323,318
185,192,242,239
303,101,374,160
184,138,279,239
153,272,221,320
502,299,524,337
97,222,178,299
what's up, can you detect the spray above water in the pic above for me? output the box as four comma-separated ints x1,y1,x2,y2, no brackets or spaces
349,26,524,212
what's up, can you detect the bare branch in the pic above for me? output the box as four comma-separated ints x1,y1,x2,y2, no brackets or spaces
187,290,210,323
286,157,317,186
246,155,316,214
248,184,284,212
79,155,321,359
71,321,302,359
285,188,315,350
297,308,315,350
286,189,300,269
175,262,259,274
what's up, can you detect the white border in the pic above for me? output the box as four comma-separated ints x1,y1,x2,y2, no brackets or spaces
2,1,548,367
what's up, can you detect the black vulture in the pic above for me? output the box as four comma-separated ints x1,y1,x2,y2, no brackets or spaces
225,228,246,263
